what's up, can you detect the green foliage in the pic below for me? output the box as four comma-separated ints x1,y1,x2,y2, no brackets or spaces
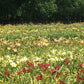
0,0,84,23
36,0,57,21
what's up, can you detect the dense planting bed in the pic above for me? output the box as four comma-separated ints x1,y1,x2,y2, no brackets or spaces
0,23,84,84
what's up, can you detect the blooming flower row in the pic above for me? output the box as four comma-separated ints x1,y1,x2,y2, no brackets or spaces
4,59,84,84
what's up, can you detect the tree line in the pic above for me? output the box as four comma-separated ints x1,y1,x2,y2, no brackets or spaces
0,0,84,24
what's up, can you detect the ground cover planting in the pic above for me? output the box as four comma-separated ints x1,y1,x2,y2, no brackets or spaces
0,22,84,84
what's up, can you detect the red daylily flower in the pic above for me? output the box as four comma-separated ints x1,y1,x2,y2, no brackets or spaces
17,67,27,75
50,69,56,75
27,69,32,73
77,76,83,82
64,58,68,65
59,79,66,84
38,64,45,68
78,63,83,68
21,67,27,72
36,75,42,81
27,62,34,68
81,69,84,73
38,63,50,69
43,67,48,71
55,65,61,70
4,70,9,76
56,72,62,77
44,64,50,67
17,71,21,75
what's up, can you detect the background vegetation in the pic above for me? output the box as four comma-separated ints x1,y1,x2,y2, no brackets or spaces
0,0,84,24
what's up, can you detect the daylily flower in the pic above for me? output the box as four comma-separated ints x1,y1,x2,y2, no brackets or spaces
27,62,34,68
43,67,48,71
56,72,62,77
27,69,32,73
13,48,17,53
59,79,66,84
4,70,9,76
55,64,61,70
10,62,17,67
81,69,84,73
21,67,27,72
36,75,42,81
50,69,56,75
17,71,21,75
15,43,21,47
64,58,68,65
44,64,50,67
7,47,11,51
38,64,45,68
78,63,83,68
77,76,83,82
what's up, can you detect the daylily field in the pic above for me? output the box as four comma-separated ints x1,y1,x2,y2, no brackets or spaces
0,22,84,84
